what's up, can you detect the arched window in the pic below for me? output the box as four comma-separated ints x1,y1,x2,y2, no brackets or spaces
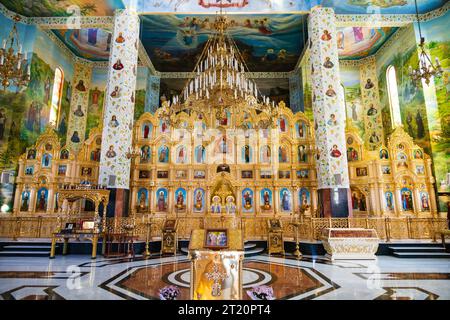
386,65,401,127
49,67,64,125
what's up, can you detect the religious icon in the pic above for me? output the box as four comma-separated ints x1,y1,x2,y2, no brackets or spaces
242,189,253,211
90,148,100,162
420,192,430,211
327,113,337,126
369,132,380,144
298,145,307,162
261,145,271,163
158,145,169,163
60,149,69,160
243,145,251,163
195,146,205,163
382,165,391,174
225,196,236,214
211,196,222,213
330,145,342,158
321,29,332,41
177,146,186,163
325,85,336,97
110,86,120,98
385,192,394,210
70,131,81,143
27,149,36,160
138,189,147,210
115,32,125,43
73,105,84,117
20,191,30,211
365,78,374,89
280,189,291,212
113,59,124,71
397,152,408,168
140,145,151,163
106,145,116,158
175,189,186,210
261,189,272,210
36,189,47,212
347,147,358,162
416,165,424,175
367,104,377,116
401,188,413,211
194,189,204,211
161,120,169,133
109,115,119,128
157,189,167,211
380,149,389,159
42,153,51,167
279,117,287,132
300,189,310,207
414,149,423,159
142,123,152,139
296,121,306,138
75,80,86,91
278,146,288,163
323,57,334,68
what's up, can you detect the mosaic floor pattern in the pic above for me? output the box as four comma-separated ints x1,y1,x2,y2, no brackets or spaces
0,254,449,300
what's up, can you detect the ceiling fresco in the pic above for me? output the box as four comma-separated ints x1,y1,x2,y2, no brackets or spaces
140,14,307,72
0,0,124,17
337,26,399,60
52,28,112,61
135,0,446,14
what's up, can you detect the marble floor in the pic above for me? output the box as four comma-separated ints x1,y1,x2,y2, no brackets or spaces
0,254,449,300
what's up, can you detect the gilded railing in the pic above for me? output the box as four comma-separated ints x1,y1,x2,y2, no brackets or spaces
0,216,446,242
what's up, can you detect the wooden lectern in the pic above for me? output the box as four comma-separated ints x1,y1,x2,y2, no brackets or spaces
188,229,244,300
161,219,178,255
267,218,285,255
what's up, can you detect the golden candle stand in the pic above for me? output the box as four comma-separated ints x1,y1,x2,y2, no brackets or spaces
288,207,308,259
143,213,156,257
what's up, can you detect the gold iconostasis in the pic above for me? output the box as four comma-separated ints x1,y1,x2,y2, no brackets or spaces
13,102,437,219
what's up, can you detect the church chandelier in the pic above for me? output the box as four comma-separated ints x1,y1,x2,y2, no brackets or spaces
408,0,443,86
0,15,31,91
158,12,280,129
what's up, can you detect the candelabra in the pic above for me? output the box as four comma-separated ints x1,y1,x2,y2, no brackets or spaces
0,15,30,91
408,0,443,86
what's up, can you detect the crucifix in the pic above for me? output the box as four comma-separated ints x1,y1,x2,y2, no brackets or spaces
205,263,228,297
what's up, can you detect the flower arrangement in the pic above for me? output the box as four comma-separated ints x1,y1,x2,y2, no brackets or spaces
246,285,275,300
159,285,181,300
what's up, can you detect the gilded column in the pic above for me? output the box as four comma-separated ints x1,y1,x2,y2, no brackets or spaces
98,9,140,217
359,56,383,150
308,7,350,217
66,61,92,152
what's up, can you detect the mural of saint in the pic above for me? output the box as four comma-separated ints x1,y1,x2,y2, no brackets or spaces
91,87,101,106
137,189,148,209
364,78,374,89
20,191,30,211
401,188,414,211
158,146,169,163
327,113,337,126
44,77,51,103
369,132,380,144
42,153,52,168
261,189,272,209
323,57,334,68
157,189,167,211
321,30,332,41
380,149,389,159
330,145,342,158
36,189,47,212
113,59,124,71
326,85,336,97
296,121,306,138
300,189,310,207
175,189,185,208
350,102,358,121
211,196,221,213
73,105,84,117
26,102,41,131
416,111,425,139
367,104,377,116
109,115,119,127
347,147,358,162
0,109,6,141
279,117,287,132
75,80,86,92
110,86,120,98
115,32,125,43
106,145,117,158
160,120,169,133
414,149,423,159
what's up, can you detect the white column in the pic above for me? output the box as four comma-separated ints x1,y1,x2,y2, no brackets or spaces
99,9,140,189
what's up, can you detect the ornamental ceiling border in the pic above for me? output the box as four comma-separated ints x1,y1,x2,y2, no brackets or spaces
158,71,292,79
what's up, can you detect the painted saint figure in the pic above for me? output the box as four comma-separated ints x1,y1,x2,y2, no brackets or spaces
106,145,116,158
157,191,166,211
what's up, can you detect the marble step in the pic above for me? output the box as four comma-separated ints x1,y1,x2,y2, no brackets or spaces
3,245,54,251
389,246,446,253
392,252,450,259
0,251,51,257
244,243,257,250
